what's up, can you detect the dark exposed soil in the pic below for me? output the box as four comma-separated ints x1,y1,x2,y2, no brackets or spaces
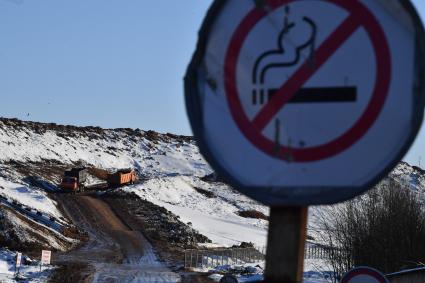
0,205,73,254
49,262,94,283
2,160,68,185
50,194,154,282
194,187,216,198
0,117,193,144
238,210,269,221
180,274,216,283
103,191,211,265
49,193,194,282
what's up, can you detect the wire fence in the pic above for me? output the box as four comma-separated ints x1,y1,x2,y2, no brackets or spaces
305,244,332,260
184,247,265,269
184,244,331,269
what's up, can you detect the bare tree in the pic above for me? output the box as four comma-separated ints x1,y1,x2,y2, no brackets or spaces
315,180,425,281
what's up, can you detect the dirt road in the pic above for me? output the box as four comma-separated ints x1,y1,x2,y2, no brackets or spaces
53,194,180,283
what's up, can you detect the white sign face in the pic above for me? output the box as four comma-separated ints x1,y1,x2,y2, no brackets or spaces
186,0,425,205
41,250,51,265
341,267,389,283
16,252,22,268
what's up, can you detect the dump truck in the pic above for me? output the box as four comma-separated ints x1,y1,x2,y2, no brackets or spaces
107,169,137,187
60,167,88,192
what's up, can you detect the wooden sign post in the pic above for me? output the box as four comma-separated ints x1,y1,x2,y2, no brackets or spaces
265,207,308,283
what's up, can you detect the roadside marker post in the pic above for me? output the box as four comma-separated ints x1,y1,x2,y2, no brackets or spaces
40,250,51,272
185,1,425,282
15,252,22,276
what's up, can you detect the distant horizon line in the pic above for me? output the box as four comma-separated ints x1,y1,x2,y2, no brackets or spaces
0,115,193,137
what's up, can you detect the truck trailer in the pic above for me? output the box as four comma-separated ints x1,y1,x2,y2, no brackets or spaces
107,169,137,187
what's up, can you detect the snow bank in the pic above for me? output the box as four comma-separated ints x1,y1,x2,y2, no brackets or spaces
206,260,333,283
0,177,62,218
125,176,269,247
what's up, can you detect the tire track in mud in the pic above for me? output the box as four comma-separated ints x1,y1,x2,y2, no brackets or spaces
53,194,180,283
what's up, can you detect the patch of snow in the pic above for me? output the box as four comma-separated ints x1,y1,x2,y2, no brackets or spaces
206,260,332,282
0,177,62,219
91,234,180,283
0,249,54,282
0,122,211,179
124,176,268,247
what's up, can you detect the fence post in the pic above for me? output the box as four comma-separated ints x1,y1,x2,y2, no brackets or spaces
200,251,204,269
196,250,199,268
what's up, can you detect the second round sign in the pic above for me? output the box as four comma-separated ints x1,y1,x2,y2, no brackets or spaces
341,267,389,283
185,0,425,205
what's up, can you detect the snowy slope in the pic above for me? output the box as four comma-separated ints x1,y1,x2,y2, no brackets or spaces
0,177,62,218
0,118,269,247
2,118,425,283
0,118,210,178
388,161,425,194
124,176,268,247
0,117,424,250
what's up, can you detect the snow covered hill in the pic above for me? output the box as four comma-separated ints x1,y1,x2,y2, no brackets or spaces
0,118,269,248
388,161,425,193
1,117,425,283
0,117,423,249
0,118,210,178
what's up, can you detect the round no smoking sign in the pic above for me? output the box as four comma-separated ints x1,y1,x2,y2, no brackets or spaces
185,0,425,205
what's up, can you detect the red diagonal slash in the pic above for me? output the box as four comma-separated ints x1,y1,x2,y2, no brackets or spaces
252,14,362,131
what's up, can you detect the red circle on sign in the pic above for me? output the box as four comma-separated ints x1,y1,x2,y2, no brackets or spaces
224,0,391,162
341,267,388,283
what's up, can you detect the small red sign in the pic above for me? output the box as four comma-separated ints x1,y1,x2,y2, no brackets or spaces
341,267,389,283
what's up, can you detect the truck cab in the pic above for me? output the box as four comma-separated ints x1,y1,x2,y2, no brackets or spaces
60,176,78,191
59,167,88,192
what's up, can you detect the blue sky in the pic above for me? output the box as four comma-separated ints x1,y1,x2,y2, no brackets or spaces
0,0,424,166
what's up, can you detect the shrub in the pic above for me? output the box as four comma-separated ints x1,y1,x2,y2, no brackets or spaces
315,180,425,281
